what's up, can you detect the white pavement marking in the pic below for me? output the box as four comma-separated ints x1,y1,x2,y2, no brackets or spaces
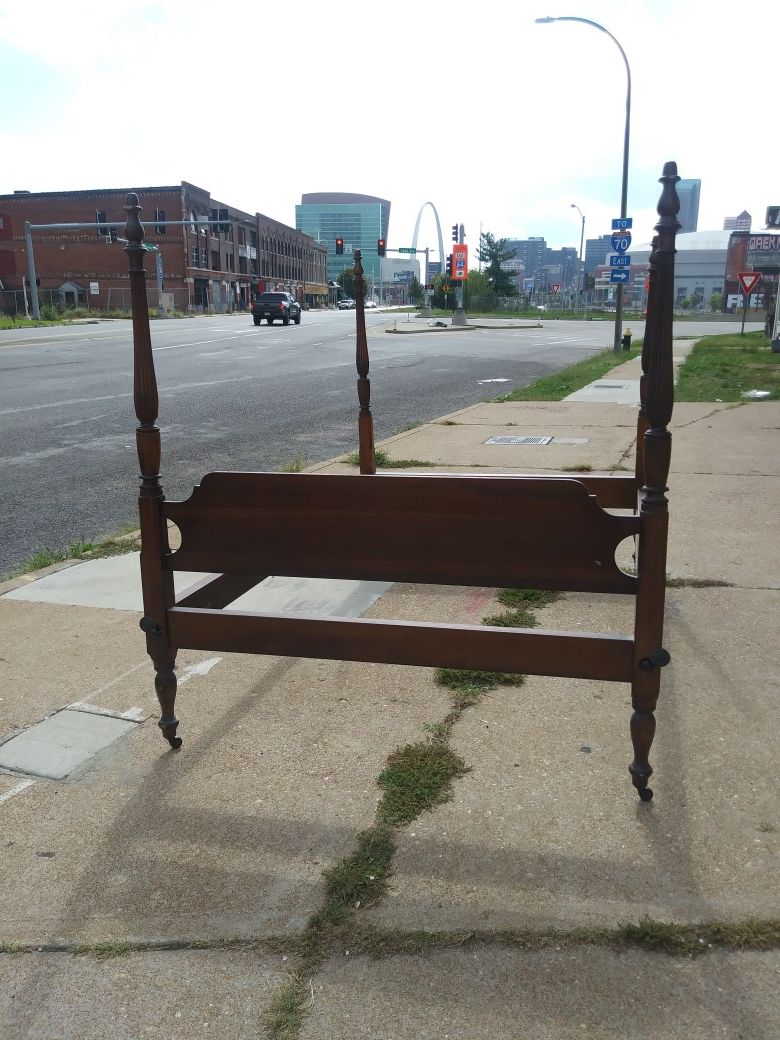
152,332,262,352
177,658,222,686
66,701,146,721
0,779,35,806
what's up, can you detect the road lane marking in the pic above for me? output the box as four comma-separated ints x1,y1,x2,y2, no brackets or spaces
0,779,36,806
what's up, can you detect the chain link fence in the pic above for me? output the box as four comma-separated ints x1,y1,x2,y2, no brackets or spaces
0,285,248,318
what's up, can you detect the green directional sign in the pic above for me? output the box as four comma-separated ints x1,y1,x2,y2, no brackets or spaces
397,247,417,254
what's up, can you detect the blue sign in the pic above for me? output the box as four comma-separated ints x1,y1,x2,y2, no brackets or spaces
609,255,631,267
611,217,633,230
610,231,632,253
610,270,630,284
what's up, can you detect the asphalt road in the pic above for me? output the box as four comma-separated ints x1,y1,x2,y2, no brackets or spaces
0,311,758,576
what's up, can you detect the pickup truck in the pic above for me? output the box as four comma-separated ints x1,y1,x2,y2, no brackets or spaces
252,292,302,326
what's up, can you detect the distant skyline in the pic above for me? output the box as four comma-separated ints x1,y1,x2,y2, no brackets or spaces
2,0,778,265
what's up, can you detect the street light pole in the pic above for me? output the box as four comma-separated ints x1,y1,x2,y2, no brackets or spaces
536,15,631,350
571,203,585,318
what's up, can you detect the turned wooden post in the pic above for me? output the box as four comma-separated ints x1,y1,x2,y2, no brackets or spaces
124,193,181,750
353,249,376,475
635,235,659,489
629,162,680,801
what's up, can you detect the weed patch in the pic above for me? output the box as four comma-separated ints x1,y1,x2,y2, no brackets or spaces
377,743,469,826
498,588,560,609
342,447,436,469
482,608,538,628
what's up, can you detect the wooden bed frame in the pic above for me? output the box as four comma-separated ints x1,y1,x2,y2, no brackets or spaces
124,161,681,801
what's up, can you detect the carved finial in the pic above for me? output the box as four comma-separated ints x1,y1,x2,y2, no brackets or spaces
124,192,145,246
655,161,681,243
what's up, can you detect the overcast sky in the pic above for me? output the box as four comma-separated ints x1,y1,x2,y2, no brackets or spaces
2,0,777,264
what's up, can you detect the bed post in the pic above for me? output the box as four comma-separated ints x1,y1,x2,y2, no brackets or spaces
123,194,181,750
635,234,659,489
353,249,376,475
629,162,680,800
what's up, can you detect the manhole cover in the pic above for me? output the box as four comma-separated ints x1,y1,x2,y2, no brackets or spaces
485,436,553,445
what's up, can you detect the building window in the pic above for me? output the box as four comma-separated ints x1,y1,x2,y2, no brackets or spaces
239,256,247,274
155,209,166,234
211,251,220,270
191,247,200,267
210,208,219,235
95,210,107,236
238,227,246,246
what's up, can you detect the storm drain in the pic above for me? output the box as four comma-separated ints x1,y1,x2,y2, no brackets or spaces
0,708,141,780
485,435,553,445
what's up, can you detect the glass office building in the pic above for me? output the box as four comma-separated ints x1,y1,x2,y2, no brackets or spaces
295,193,391,284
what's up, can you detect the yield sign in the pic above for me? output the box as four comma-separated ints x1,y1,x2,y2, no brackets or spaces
737,271,761,295
551,283,560,293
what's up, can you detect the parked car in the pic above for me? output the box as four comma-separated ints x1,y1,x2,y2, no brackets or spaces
252,291,301,326
337,298,356,310
365,298,378,308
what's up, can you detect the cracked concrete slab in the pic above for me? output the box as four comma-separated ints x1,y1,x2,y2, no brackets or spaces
298,947,780,1040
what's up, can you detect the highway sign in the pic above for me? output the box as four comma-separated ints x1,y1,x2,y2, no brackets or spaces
737,271,761,295
452,243,468,281
609,255,631,267
610,230,632,253
397,247,417,254
611,217,633,230
610,270,630,284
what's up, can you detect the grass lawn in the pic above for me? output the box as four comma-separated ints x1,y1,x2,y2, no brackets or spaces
675,331,779,401
494,344,641,402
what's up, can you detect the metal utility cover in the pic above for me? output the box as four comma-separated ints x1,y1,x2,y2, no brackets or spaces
0,709,139,780
485,436,553,445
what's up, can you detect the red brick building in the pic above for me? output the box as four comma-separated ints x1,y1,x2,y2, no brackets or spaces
0,183,328,314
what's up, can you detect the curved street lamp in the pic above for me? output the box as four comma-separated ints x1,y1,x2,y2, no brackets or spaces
536,15,631,351
571,203,586,317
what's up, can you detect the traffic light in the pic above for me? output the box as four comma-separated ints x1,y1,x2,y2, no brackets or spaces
451,224,458,242
377,238,386,257
446,254,453,277
335,237,344,255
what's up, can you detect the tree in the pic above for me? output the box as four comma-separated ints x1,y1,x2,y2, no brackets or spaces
464,269,494,310
709,291,722,313
476,232,518,296
409,275,424,307
337,268,357,299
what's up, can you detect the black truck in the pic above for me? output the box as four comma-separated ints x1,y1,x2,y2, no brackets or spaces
252,291,302,326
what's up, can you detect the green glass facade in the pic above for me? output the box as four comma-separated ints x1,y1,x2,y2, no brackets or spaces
295,196,389,284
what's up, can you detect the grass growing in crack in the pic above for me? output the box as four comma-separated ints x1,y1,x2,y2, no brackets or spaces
265,974,314,1040
342,447,436,469
6,530,141,580
436,668,524,697
313,827,396,930
498,588,560,609
279,453,306,473
482,608,538,628
563,463,593,472
377,742,469,826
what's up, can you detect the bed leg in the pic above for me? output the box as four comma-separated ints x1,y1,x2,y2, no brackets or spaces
153,654,181,750
629,704,656,802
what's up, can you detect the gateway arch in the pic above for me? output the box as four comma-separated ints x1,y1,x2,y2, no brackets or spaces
411,202,446,281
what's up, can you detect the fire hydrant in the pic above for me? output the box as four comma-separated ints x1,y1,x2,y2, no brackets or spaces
621,327,633,352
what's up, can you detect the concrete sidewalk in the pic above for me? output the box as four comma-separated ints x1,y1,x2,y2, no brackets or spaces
1,349,778,1038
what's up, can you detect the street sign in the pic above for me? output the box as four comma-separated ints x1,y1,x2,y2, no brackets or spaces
397,247,417,254
611,217,633,230
610,230,632,253
523,278,535,291
551,283,560,294
609,255,631,267
737,271,761,295
452,243,468,281
610,270,630,284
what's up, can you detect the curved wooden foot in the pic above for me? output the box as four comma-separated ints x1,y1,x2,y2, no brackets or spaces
629,707,656,802
154,664,181,750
